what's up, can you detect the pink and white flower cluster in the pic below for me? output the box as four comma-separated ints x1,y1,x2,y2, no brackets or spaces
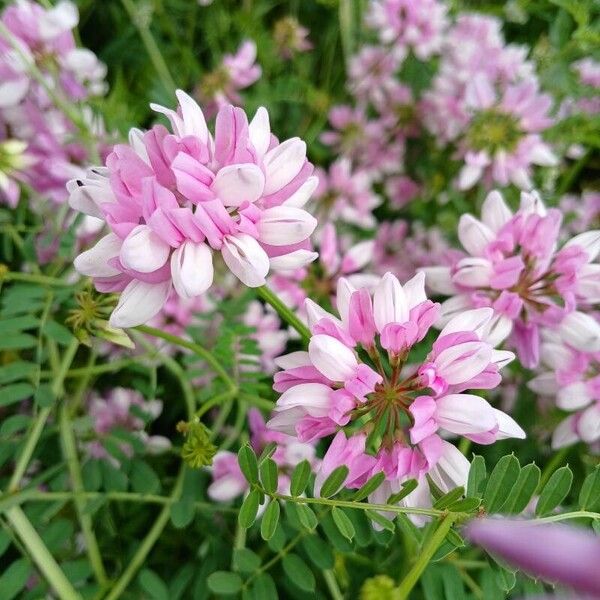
85,387,170,465
528,329,600,451
422,14,556,190
208,408,319,502
70,91,318,328
0,0,107,206
195,40,261,117
365,0,448,61
425,190,600,368
268,272,524,516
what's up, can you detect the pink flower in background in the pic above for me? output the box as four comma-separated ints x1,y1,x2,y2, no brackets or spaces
571,58,600,115
270,223,378,321
86,387,170,464
70,91,318,328
148,291,212,342
0,0,107,205
313,159,381,228
208,408,319,501
373,220,459,281
243,300,288,374
421,14,555,190
528,328,600,450
366,0,448,61
348,45,402,106
273,17,312,60
456,76,557,190
424,190,600,367
561,191,600,234
196,40,261,116
269,272,522,516
465,519,600,597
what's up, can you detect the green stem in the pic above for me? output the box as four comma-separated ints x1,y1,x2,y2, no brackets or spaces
0,489,235,514
51,339,80,399
132,332,196,415
323,569,344,600
9,340,78,491
2,272,71,287
556,150,591,197
533,510,600,524
272,491,450,518
257,285,311,343
59,405,108,587
136,325,236,391
4,505,81,600
120,0,176,94
103,468,185,600
8,407,52,492
396,515,455,600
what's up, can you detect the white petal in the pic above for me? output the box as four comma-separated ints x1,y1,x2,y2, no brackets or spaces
269,250,318,271
258,206,317,246
458,215,495,256
578,405,600,443
176,89,209,143
440,307,493,339
428,442,470,493
481,190,513,232
527,372,558,395
110,280,171,328
221,234,269,287
212,164,265,207
452,257,492,287
565,230,600,263
403,271,427,309
551,415,579,449
373,272,409,331
248,106,270,157
282,176,319,208
336,278,357,326
120,225,171,273
556,382,592,411
492,408,526,439
309,334,357,381
74,233,121,278
422,267,456,295
560,311,600,353
436,394,497,434
274,351,310,370
263,138,306,195
170,242,213,298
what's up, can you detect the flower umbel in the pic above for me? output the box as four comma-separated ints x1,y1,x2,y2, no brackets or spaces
269,272,524,515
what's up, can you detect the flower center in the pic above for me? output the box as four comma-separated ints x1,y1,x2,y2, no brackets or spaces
466,109,522,154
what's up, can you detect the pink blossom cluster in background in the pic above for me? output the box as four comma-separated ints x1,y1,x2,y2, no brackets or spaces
195,40,261,118
424,190,600,368
69,91,319,328
0,0,107,207
85,387,170,464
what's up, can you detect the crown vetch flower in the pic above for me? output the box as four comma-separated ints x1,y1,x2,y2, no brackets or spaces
0,0,107,205
424,190,600,368
70,90,318,328
528,328,600,450
268,272,523,517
